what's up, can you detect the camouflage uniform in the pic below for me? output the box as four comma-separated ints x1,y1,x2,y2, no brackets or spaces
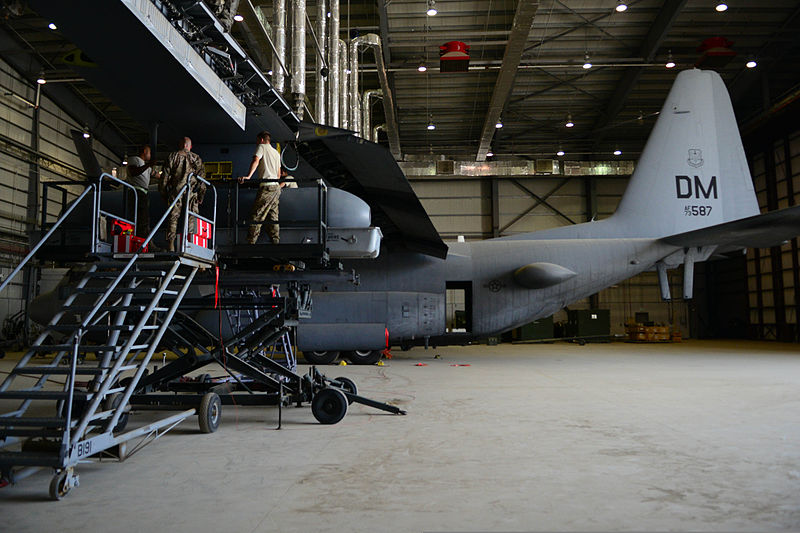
247,183,281,244
162,149,206,251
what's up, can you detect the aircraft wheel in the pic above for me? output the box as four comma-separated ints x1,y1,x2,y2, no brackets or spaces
103,393,130,434
344,349,382,365
198,392,222,433
311,388,348,425
333,376,357,404
302,350,339,365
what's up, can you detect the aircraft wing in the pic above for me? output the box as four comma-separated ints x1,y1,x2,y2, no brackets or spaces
661,204,800,249
296,123,449,259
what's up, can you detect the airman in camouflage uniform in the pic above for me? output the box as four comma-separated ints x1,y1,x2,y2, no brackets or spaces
162,137,206,252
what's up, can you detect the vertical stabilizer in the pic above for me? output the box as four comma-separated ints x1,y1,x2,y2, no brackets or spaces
612,69,759,237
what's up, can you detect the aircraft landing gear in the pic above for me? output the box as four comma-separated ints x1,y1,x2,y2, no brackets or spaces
302,350,340,365
343,349,382,365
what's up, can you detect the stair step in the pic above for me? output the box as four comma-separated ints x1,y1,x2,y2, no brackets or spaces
64,305,168,313
76,287,157,294
12,366,105,375
30,344,149,353
0,451,65,468
0,417,67,427
0,428,64,438
49,324,136,332
0,390,92,400
86,270,168,278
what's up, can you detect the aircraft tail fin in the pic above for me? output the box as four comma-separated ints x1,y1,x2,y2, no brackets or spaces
611,69,759,238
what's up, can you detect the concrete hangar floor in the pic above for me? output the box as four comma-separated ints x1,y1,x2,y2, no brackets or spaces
1,339,799,532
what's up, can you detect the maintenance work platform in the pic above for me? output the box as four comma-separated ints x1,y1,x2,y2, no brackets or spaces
0,153,404,500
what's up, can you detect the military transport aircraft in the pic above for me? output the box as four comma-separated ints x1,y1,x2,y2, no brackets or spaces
284,68,800,364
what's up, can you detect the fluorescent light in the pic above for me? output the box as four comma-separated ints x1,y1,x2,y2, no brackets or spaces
233,14,244,22
615,1,628,12
716,3,728,12
48,22,57,30
746,60,757,68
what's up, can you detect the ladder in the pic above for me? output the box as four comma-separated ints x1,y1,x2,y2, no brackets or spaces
0,172,216,499
0,256,203,498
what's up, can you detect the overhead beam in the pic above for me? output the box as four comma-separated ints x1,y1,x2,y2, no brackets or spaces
591,0,686,133
476,0,538,162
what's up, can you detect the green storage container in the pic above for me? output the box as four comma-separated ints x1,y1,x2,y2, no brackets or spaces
513,315,554,341
565,309,610,339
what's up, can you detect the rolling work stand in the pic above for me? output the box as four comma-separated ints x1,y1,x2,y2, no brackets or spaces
0,173,217,499
130,282,405,431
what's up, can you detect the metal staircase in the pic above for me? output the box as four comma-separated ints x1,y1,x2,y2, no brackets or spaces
0,172,217,499
0,257,204,498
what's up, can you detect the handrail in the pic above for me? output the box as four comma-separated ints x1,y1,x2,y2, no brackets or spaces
93,172,139,254
230,178,328,248
0,184,95,295
179,173,216,254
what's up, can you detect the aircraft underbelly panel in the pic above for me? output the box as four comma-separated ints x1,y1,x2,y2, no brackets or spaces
302,290,444,348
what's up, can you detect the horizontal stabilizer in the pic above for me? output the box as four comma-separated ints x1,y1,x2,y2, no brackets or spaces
661,204,800,249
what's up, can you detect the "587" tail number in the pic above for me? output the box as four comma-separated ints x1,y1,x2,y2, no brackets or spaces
684,205,712,216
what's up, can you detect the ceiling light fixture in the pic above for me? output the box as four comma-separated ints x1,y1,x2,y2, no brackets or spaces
565,114,574,128
427,116,436,130
233,14,244,22
495,117,503,129
36,71,46,85
613,148,622,156
615,1,628,12
426,0,438,16
48,22,57,30
715,2,728,12
665,50,676,68
582,53,592,69
82,126,91,139
486,149,494,157
418,62,427,72
746,59,757,68
556,149,565,157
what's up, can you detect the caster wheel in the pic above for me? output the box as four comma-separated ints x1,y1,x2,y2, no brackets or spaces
311,388,348,425
49,469,78,501
333,376,357,404
303,351,339,365
198,392,222,433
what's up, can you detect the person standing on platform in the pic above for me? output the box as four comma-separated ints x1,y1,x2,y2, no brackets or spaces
238,130,281,244
126,145,159,239
279,166,298,189
162,137,205,252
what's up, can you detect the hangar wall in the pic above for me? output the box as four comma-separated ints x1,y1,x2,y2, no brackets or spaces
0,57,121,339
746,131,800,342
410,174,689,337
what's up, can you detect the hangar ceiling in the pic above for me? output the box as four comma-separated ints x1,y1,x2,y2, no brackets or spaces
2,0,800,162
